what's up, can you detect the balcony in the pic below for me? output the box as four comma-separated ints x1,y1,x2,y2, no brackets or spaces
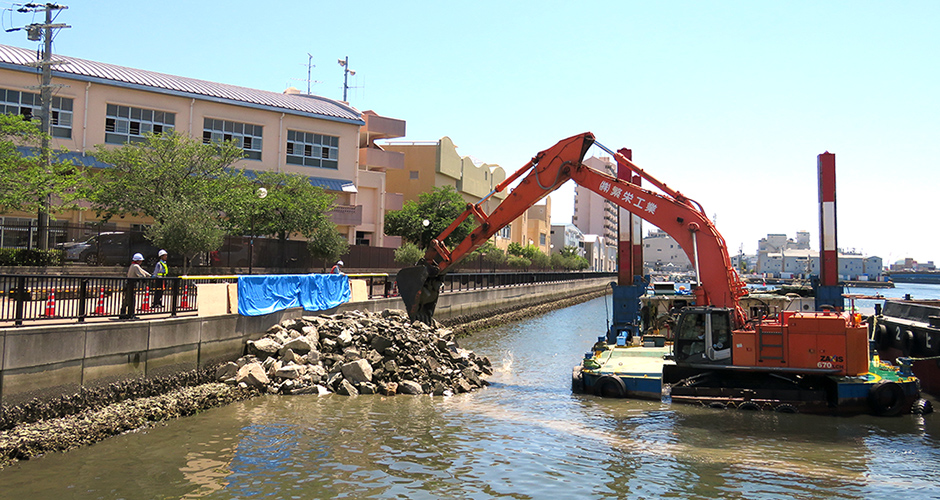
359,147,405,171
385,192,403,211
361,112,406,142
328,204,363,226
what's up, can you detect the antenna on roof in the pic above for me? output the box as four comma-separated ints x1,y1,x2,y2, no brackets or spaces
291,53,321,95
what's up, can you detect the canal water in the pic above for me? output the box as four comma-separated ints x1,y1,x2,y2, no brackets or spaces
2,285,940,499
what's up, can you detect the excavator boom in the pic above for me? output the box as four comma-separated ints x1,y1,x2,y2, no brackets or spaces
398,132,747,325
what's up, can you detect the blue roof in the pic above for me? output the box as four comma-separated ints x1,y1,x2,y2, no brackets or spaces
0,44,363,126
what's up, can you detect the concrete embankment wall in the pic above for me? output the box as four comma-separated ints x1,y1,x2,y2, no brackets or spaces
0,277,611,408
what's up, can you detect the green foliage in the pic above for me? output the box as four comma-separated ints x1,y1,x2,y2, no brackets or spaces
0,113,80,215
0,248,63,266
507,255,531,270
393,241,425,266
87,131,246,223
384,186,472,249
307,221,349,271
466,240,507,271
145,198,227,274
530,250,550,269
507,242,524,257
230,170,337,241
551,251,589,270
560,245,581,258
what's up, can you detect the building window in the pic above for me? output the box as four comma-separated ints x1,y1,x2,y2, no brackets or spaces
409,170,419,180
204,118,262,160
0,89,73,138
498,226,511,239
105,104,175,144
355,231,371,246
539,233,546,245
286,130,338,169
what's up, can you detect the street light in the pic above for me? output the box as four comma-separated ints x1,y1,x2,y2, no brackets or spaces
248,187,268,275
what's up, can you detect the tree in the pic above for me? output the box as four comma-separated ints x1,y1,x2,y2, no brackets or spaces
0,113,79,214
468,240,506,272
507,255,531,271
87,131,246,224
394,241,425,266
385,186,473,249
230,170,336,241
531,250,550,270
307,221,349,272
146,198,226,274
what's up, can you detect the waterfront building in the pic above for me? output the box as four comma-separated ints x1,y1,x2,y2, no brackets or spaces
550,223,584,256
574,156,618,247
0,43,404,249
384,138,550,255
643,229,693,272
756,248,884,280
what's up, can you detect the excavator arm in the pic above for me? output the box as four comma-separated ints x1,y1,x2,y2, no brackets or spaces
398,132,747,326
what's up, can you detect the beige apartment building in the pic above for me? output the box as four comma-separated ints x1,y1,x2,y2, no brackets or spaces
383,137,551,254
0,44,404,247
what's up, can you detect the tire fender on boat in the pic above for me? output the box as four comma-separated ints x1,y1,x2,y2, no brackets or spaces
868,381,907,416
874,323,891,350
593,375,627,398
774,404,798,413
737,401,762,411
895,327,914,355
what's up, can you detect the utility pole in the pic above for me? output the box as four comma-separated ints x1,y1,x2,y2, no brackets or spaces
337,56,355,102
8,3,69,250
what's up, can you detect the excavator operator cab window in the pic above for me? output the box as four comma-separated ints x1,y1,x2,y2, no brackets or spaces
674,310,732,363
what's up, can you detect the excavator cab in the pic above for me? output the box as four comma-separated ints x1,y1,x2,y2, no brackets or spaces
672,307,734,365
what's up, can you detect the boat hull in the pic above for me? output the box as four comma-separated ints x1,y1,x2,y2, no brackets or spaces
573,345,926,416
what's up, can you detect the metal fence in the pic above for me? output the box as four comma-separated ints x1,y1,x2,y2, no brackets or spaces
0,271,614,326
0,275,198,325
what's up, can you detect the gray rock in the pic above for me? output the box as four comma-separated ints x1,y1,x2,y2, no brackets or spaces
398,380,423,395
236,362,270,389
371,335,393,352
275,364,306,379
341,359,374,384
281,337,314,354
247,337,281,358
337,329,353,347
215,362,238,381
357,381,377,395
337,379,359,396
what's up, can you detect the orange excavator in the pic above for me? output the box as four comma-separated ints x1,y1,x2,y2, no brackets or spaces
397,132,928,416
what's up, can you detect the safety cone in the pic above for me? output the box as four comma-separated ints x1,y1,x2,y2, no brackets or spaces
94,287,106,315
42,289,56,317
180,286,190,309
139,286,151,312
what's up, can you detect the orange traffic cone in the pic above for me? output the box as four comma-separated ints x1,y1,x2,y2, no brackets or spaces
180,286,190,309
94,287,106,315
140,286,151,312
42,289,56,317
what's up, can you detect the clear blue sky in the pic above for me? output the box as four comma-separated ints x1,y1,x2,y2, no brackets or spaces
4,1,938,264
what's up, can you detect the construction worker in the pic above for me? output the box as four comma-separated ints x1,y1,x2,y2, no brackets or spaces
152,249,169,308
121,253,151,319
331,260,344,274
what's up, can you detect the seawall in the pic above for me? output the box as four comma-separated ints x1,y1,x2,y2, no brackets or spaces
0,276,612,409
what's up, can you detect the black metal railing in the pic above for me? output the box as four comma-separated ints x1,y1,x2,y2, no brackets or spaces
0,275,198,325
0,271,613,326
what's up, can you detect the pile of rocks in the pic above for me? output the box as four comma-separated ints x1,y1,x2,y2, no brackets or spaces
216,309,492,397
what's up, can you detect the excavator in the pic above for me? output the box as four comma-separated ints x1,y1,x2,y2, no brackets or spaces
397,132,929,416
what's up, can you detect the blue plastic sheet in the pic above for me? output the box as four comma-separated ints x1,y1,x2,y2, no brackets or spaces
237,274,351,316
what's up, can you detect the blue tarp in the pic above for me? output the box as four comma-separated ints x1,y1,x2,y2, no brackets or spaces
237,274,351,316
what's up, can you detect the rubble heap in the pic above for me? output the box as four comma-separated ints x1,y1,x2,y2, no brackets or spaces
216,309,492,396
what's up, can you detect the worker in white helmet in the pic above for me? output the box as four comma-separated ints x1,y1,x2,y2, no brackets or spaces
331,260,344,274
121,253,151,319
152,249,169,308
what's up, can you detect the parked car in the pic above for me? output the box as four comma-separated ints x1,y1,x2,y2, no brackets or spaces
78,232,162,266
57,236,96,261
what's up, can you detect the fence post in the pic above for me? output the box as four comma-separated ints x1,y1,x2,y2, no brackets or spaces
78,278,88,322
14,275,26,326
170,278,180,317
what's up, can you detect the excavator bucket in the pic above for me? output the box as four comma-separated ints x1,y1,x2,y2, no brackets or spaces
397,265,442,324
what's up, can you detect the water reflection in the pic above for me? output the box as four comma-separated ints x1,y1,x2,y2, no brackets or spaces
2,296,940,499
